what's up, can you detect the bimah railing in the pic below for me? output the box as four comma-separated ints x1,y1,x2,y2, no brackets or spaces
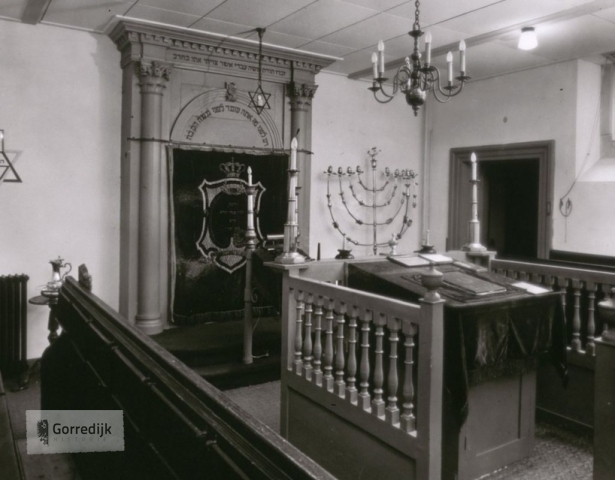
490,258,615,363
278,263,444,480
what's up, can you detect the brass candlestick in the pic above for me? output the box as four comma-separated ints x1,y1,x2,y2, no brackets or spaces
276,137,306,264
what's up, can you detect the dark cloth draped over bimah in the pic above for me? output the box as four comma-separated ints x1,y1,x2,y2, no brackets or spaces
347,260,568,425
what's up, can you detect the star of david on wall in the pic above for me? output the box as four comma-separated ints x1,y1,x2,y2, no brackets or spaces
0,151,23,184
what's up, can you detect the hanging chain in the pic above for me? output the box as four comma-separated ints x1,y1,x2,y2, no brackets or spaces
413,0,421,31
257,28,265,85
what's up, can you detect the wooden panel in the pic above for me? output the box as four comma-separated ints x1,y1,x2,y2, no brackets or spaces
287,387,416,480
593,339,615,480
456,371,536,480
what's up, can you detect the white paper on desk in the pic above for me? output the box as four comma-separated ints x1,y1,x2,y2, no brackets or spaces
418,253,454,264
512,281,550,294
388,255,430,267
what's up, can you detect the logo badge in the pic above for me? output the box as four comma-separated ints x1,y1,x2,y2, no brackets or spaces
27,410,124,454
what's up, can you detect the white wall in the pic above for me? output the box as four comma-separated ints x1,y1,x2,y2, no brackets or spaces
0,20,122,358
427,60,615,256
311,72,424,259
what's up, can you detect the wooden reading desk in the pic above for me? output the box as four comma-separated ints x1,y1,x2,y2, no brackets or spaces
347,257,567,480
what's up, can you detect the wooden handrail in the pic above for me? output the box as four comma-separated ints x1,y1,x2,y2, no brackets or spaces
49,277,336,480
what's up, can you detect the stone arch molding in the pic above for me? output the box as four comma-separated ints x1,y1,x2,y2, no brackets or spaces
170,90,283,149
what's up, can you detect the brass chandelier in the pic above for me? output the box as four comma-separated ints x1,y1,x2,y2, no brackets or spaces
369,0,469,116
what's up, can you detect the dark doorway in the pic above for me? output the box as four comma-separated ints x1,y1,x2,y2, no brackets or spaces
448,142,553,259
481,159,539,258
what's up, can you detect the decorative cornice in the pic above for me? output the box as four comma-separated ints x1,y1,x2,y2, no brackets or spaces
107,18,338,75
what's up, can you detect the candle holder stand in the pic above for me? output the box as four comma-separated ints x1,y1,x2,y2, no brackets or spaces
275,138,306,264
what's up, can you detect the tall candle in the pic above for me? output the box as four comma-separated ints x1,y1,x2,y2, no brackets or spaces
377,40,385,76
0,130,4,152
446,51,453,83
459,39,466,74
471,152,477,181
290,137,297,170
426,229,430,245
424,31,432,65
247,166,254,230
371,52,378,79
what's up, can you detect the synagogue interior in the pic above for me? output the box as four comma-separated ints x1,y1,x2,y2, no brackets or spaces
2,1,615,479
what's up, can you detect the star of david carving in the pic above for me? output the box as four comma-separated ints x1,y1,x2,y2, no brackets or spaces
0,151,23,184
248,84,271,115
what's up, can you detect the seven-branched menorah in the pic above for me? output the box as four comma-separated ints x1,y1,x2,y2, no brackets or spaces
325,147,418,255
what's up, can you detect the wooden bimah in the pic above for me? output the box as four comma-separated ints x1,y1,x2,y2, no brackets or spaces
272,257,566,480
347,259,567,480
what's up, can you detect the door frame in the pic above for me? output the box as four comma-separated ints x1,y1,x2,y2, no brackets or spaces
447,141,554,259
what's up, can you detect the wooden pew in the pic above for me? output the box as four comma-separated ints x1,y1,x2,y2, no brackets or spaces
42,276,335,480
0,372,22,480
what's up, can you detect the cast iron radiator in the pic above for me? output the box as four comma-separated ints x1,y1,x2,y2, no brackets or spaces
0,274,28,376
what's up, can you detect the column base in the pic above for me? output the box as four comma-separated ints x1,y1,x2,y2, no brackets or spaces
135,314,163,335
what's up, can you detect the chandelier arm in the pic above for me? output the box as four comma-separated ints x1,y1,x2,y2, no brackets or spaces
373,91,396,104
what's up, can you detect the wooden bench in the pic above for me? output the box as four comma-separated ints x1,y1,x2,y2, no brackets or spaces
0,373,22,480
42,276,336,480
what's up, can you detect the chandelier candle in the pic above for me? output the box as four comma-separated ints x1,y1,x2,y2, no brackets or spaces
460,39,466,74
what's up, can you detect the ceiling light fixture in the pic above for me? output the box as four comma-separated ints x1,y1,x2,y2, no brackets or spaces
369,0,469,116
518,27,538,51
248,28,271,115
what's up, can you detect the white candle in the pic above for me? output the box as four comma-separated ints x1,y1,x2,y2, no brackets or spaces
247,166,252,186
426,229,430,245
290,137,297,171
377,40,385,76
471,152,477,180
424,32,432,65
459,39,466,74
0,130,4,152
446,51,453,83
371,52,378,79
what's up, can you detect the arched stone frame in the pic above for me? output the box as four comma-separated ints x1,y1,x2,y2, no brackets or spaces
170,89,283,149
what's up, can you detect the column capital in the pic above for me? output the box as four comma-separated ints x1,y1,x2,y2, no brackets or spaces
288,82,318,100
136,61,172,95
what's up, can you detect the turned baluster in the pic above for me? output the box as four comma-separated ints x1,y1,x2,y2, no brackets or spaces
323,299,335,392
372,312,387,418
601,285,614,335
358,310,372,411
302,293,314,380
386,317,401,426
312,296,324,386
571,279,583,352
294,290,304,375
557,276,569,318
346,306,359,404
334,302,347,398
586,282,596,356
400,320,416,433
